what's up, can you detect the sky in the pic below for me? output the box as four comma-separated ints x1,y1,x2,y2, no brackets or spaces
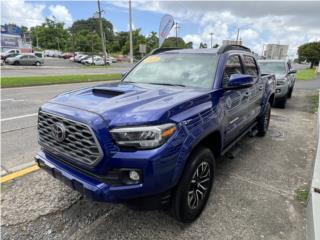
1,0,320,58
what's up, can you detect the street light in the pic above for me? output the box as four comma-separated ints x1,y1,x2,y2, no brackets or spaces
210,32,214,48
235,23,251,43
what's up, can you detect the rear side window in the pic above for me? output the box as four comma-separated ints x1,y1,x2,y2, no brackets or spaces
223,55,243,87
243,55,258,78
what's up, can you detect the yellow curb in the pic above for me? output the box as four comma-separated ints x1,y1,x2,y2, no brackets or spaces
1,165,40,184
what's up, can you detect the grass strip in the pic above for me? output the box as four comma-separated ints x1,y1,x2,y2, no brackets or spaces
1,73,122,88
296,68,317,81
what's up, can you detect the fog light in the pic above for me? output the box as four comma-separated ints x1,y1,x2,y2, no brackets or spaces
276,89,281,93
129,170,140,181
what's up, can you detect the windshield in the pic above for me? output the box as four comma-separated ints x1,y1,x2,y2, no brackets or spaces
124,53,218,89
259,62,286,75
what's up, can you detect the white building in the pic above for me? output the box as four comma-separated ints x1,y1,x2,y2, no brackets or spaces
1,25,32,53
264,44,289,60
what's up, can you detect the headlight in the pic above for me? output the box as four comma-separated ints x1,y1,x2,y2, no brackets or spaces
277,77,287,85
110,123,176,149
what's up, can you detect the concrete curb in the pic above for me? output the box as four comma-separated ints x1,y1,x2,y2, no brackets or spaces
306,90,320,240
1,161,37,177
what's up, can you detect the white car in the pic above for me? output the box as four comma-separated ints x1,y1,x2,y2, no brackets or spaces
83,56,111,66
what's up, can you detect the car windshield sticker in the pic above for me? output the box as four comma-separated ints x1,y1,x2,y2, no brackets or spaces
143,56,161,63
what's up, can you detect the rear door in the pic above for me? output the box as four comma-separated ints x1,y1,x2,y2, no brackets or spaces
19,55,29,65
222,54,251,145
242,54,264,123
28,55,37,65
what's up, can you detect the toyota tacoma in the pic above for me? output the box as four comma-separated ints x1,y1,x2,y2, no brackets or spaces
36,45,275,223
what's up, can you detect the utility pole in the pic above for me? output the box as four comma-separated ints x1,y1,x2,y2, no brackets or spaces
210,32,214,48
236,28,240,43
175,22,180,47
129,0,133,64
97,0,107,65
72,28,75,62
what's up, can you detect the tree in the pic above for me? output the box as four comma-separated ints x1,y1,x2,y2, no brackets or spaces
71,18,114,53
199,42,207,48
298,42,320,68
146,31,158,52
30,18,69,50
185,41,193,49
162,37,186,48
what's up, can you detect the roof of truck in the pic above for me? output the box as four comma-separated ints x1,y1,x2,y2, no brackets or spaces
151,45,251,55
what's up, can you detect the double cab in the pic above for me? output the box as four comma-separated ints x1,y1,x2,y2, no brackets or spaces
36,45,275,222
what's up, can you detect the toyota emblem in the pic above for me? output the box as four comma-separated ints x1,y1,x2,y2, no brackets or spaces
51,122,66,142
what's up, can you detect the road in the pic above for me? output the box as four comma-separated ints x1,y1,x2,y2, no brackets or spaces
2,59,133,77
1,81,118,175
1,89,317,240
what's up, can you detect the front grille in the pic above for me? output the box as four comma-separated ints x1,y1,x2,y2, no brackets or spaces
38,111,103,166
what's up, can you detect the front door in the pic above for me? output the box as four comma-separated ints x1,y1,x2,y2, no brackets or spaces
221,54,251,145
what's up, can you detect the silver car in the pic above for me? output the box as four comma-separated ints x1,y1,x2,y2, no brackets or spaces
258,60,296,108
6,54,44,66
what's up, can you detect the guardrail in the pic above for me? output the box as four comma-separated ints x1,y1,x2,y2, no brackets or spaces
306,91,320,240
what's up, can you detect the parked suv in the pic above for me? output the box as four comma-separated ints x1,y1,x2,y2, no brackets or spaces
258,60,296,108
36,45,275,222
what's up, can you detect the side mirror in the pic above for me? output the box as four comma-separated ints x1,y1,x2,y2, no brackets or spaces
288,69,297,74
225,74,254,89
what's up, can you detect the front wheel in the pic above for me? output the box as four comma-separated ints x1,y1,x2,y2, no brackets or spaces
287,87,293,98
171,146,215,223
35,61,41,66
257,102,271,136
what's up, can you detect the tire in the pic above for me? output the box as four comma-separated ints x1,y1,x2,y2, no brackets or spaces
35,61,41,66
171,146,215,223
287,87,293,98
257,102,271,136
276,95,287,109
13,61,19,65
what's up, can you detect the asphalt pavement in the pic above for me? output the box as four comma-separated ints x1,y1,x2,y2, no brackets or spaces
1,89,317,239
1,81,118,175
2,58,133,77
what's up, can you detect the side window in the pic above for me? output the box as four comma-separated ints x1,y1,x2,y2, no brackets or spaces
223,55,243,87
20,55,28,59
243,55,258,79
28,55,36,59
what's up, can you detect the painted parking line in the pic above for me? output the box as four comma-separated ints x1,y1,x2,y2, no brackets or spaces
0,164,39,184
0,99,25,102
1,113,38,122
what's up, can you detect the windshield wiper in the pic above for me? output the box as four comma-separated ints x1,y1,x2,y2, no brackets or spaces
147,82,186,87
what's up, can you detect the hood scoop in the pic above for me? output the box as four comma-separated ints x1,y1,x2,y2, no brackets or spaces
92,87,125,97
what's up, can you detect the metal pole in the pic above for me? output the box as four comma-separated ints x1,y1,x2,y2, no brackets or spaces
175,22,178,47
72,28,75,62
236,28,240,43
129,0,133,64
210,32,213,48
97,0,107,65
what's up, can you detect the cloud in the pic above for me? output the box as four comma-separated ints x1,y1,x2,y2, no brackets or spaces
48,5,73,27
110,1,320,58
1,0,45,28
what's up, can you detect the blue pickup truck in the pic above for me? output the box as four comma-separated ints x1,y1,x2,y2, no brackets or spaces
36,45,275,223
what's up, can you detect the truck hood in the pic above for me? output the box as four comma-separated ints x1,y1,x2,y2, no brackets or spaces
49,82,210,126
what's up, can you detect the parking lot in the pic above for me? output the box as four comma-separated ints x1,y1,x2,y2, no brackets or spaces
1,83,317,239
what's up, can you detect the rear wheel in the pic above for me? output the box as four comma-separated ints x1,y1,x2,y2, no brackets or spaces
275,95,287,109
257,102,271,136
171,146,215,223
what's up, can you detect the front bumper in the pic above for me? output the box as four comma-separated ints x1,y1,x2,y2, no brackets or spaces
35,143,180,202
275,84,289,98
